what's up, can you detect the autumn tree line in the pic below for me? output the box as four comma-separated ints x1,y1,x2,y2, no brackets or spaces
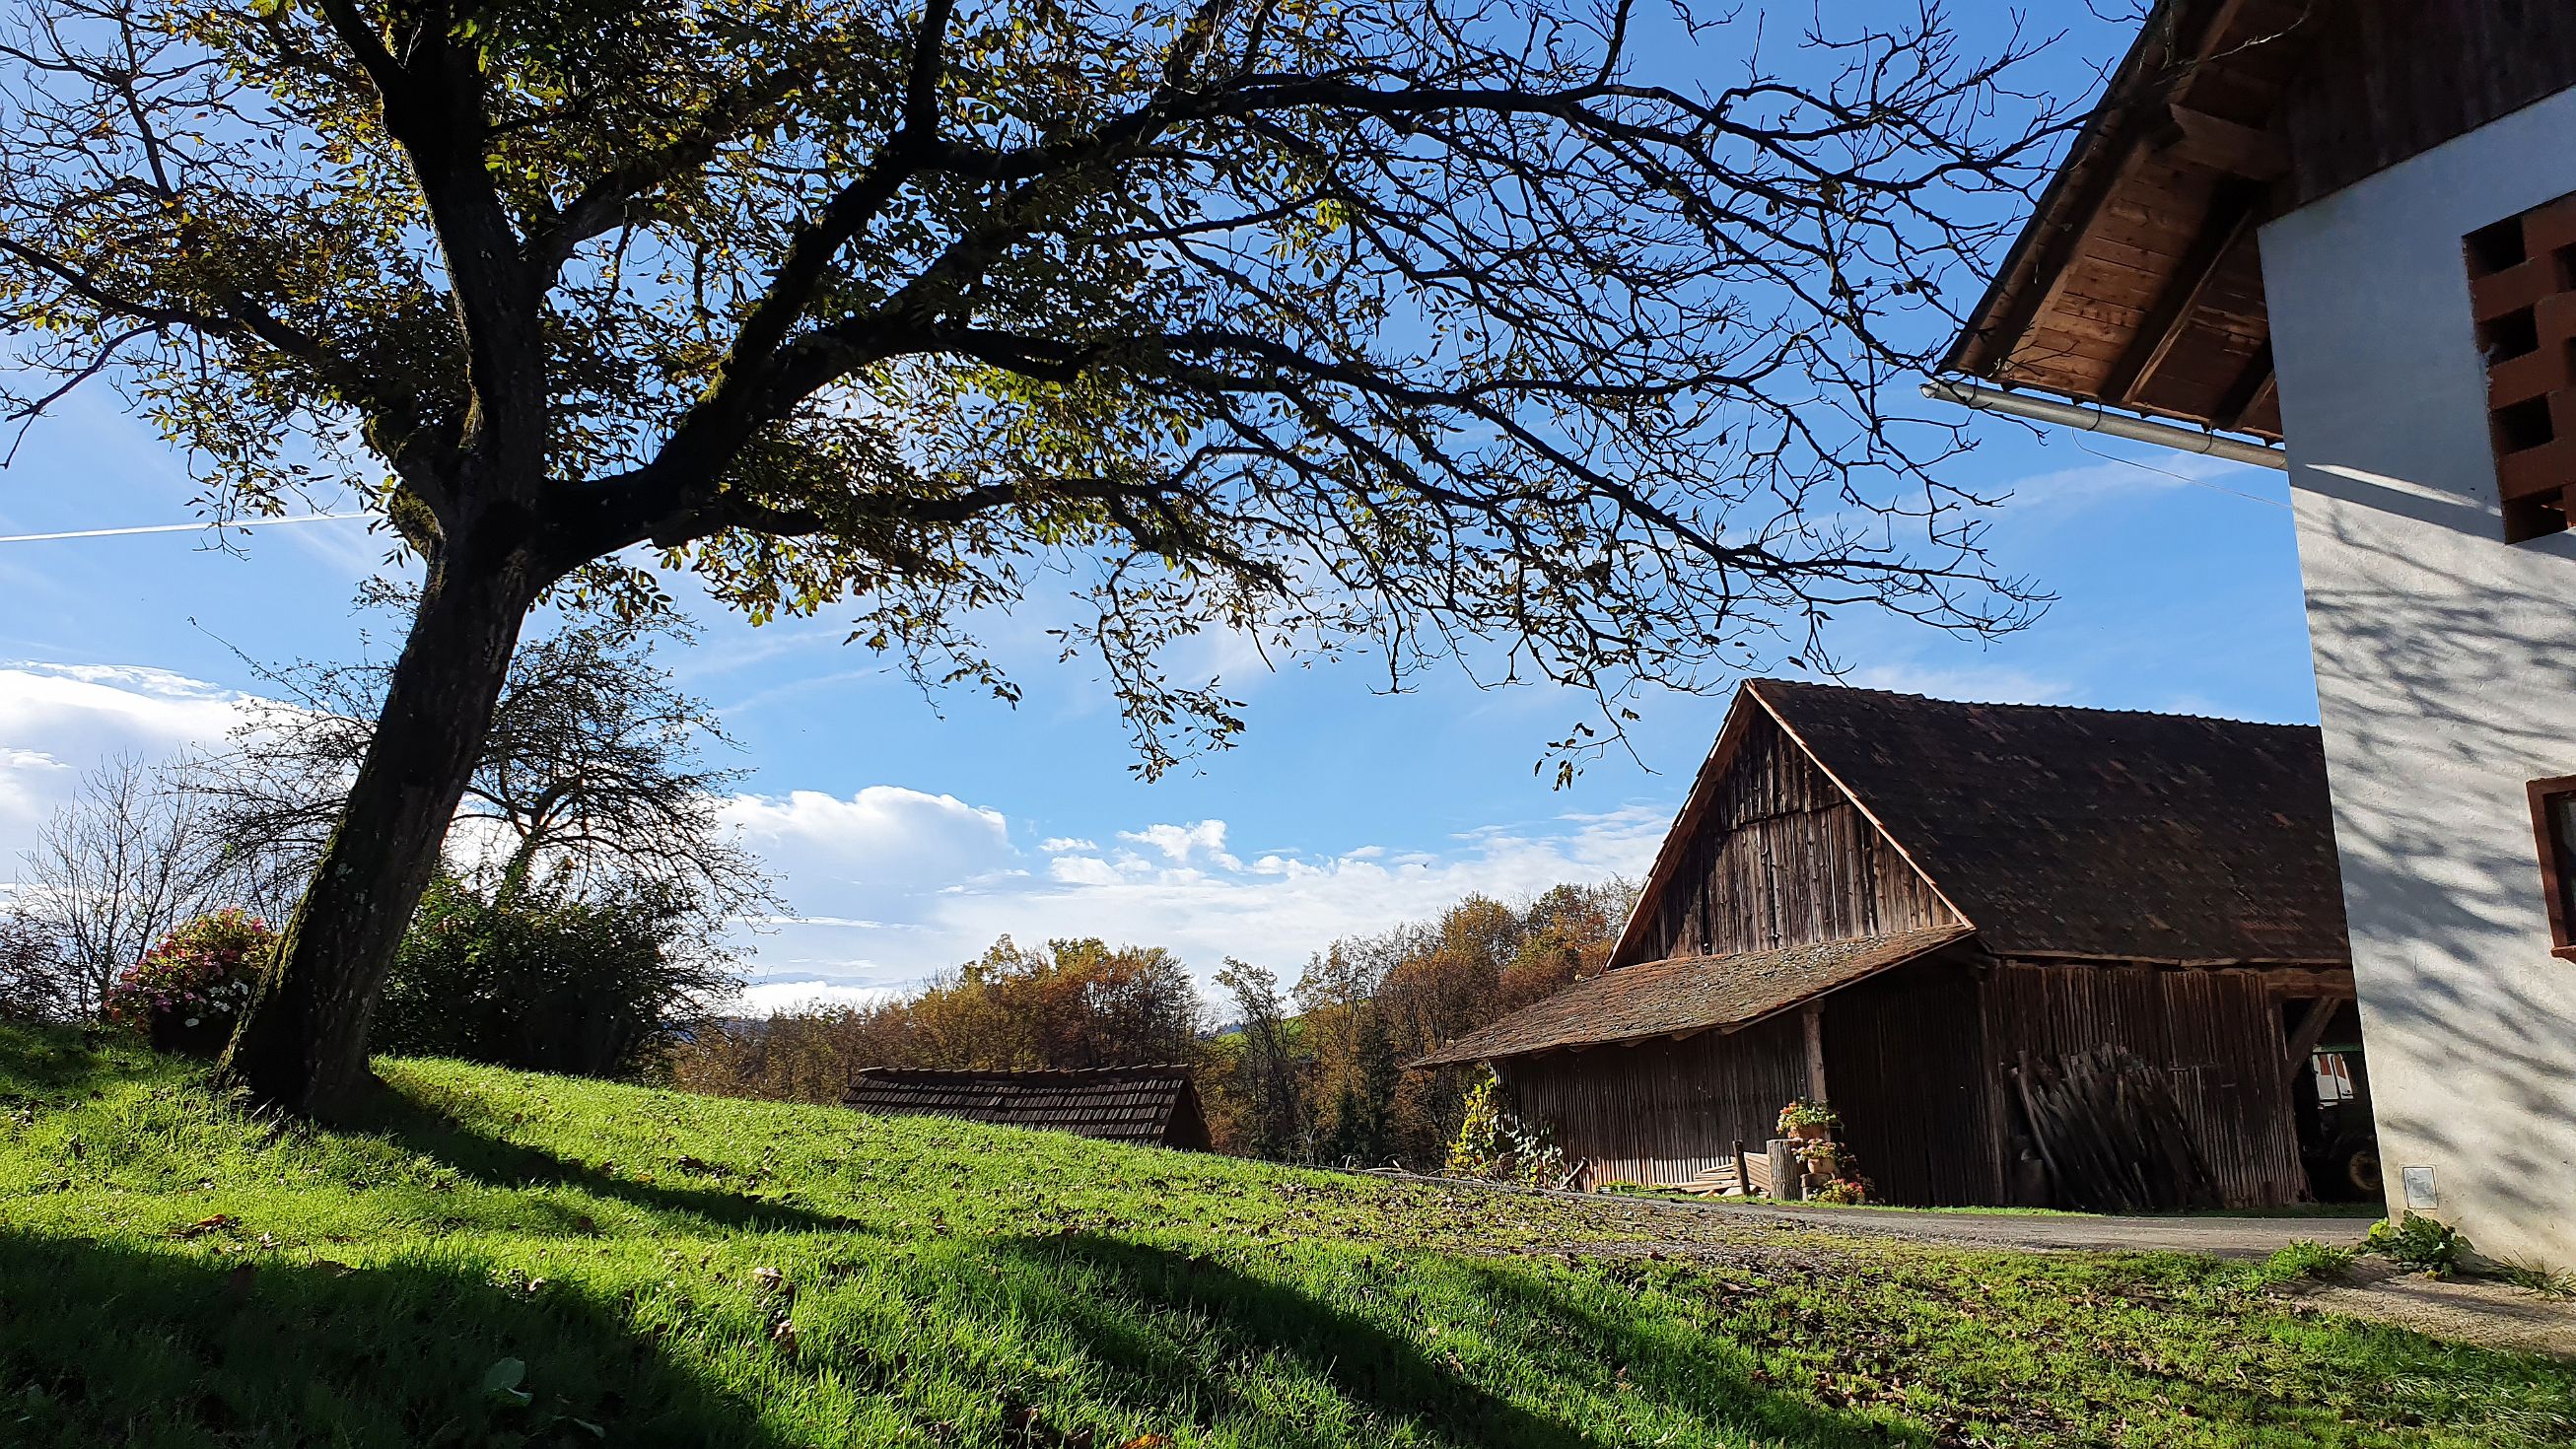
664,881,1633,1167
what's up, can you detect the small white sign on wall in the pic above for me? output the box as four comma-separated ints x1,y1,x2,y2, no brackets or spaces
2402,1165,2438,1209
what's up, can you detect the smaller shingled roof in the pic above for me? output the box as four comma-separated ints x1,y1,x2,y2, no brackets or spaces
844,1067,1210,1149
1413,925,1974,1067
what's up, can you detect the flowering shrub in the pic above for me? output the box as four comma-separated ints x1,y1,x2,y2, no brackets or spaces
104,910,274,1053
1811,1176,1872,1206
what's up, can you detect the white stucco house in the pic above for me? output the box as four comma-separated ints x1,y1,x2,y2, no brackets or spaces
1942,0,2576,1270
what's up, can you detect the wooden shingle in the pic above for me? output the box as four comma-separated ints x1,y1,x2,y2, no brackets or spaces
843,1067,1212,1150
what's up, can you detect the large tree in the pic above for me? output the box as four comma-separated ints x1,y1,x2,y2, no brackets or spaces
0,0,2066,1116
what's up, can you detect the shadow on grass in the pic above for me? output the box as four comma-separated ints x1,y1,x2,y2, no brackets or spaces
0,1229,784,1449
354,1075,867,1235
0,1023,155,1102
987,1234,1905,1448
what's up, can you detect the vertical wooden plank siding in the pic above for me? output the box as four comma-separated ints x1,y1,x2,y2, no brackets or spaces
1984,961,2309,1208
1502,954,2318,1207
1820,959,1999,1207
1638,715,1953,963
2280,0,2576,207
1497,1013,1809,1191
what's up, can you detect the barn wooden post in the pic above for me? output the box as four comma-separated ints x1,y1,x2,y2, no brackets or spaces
1802,1003,1829,1102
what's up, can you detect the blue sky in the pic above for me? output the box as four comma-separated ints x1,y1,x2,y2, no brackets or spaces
0,5,2321,1009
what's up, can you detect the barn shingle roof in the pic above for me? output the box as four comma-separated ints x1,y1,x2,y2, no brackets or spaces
843,1067,1210,1149
1748,681,2350,964
1412,925,1974,1067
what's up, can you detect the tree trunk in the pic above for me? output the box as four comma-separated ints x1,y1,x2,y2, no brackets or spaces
220,544,546,1119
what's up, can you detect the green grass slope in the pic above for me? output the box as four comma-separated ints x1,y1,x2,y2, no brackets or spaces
1,1023,2568,1448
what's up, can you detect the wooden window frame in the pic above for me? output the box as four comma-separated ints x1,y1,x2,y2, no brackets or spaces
2526,775,2576,959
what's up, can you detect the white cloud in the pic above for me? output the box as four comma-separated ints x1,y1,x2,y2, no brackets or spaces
831,802,1667,996
721,786,1009,882
0,661,260,844
1047,855,1125,886
0,658,1669,1018
731,979,904,1015
748,914,892,930
1117,819,1243,870
1995,447,2283,520
713,793,1670,1010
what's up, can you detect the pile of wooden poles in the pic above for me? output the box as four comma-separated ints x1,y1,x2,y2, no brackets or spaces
2010,1045,2221,1212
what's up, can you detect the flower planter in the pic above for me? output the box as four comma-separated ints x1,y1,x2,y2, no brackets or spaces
1790,1121,1831,1141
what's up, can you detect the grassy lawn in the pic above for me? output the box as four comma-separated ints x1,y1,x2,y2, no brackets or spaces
2,1024,2569,1447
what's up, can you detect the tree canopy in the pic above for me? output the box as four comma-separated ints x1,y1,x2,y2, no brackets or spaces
0,0,2072,1114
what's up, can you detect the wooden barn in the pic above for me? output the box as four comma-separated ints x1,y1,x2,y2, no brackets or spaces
844,1066,1213,1150
1418,681,2365,1209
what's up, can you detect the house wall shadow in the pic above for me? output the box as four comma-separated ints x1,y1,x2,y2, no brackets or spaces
2292,501,2576,1264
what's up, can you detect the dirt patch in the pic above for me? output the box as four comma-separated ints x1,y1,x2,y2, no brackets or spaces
1687,1201,2378,1260
1390,1172,2576,1360
2280,1261,2576,1360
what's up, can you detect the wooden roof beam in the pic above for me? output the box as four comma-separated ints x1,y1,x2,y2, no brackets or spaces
2098,180,2265,407
2162,103,2291,180
2282,996,2340,1068
2214,341,2277,433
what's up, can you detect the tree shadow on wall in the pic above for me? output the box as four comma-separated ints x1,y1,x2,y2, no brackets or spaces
2299,504,2576,1237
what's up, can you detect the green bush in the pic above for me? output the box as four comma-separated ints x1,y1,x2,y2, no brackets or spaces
376,874,729,1079
1443,1070,1567,1188
2365,1213,2471,1277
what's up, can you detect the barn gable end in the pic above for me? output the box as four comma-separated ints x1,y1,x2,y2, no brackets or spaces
1615,700,1961,969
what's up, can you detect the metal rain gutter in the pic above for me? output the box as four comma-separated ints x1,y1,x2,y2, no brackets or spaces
1921,378,2287,471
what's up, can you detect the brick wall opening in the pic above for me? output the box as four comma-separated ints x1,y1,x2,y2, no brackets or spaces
2465,194,2576,543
